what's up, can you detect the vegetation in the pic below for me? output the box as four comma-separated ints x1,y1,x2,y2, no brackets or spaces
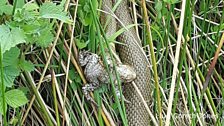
0,0,223,125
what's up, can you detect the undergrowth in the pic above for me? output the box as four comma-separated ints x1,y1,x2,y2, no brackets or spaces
0,0,223,125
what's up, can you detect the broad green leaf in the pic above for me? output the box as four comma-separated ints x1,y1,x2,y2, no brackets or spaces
70,82,78,91
155,1,162,11
69,69,82,84
5,89,28,108
0,98,7,115
23,3,39,11
69,69,77,80
21,23,42,34
78,10,92,26
155,1,162,19
76,39,88,49
1,48,21,87
13,8,38,22
36,27,54,47
0,25,26,54
17,87,29,95
77,0,93,26
3,47,20,67
1,66,20,87
0,0,7,5
16,0,25,9
0,0,13,15
40,2,72,24
17,57,34,72
60,0,67,6
13,9,24,22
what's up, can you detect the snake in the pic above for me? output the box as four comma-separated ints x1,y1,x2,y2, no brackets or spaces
101,0,152,125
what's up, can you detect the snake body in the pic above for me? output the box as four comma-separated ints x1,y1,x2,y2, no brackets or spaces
102,0,152,125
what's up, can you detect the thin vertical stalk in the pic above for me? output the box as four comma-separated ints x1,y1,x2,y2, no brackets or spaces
51,71,60,126
165,0,186,125
12,0,18,15
89,0,128,125
0,47,7,125
23,72,54,126
21,0,71,124
141,0,162,125
62,0,79,124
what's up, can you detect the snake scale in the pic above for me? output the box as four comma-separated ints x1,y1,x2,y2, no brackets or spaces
101,0,152,125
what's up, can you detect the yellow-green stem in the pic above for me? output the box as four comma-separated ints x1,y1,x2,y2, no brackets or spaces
141,0,163,125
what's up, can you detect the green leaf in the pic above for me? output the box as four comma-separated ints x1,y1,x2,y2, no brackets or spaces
70,82,78,91
5,89,28,108
83,4,90,12
23,3,39,11
40,2,72,24
155,1,162,19
15,0,25,9
69,68,82,91
0,25,26,54
76,39,88,49
96,85,108,93
0,0,13,15
163,0,179,4
108,24,137,41
17,57,34,72
13,8,38,22
77,0,93,26
3,47,20,67
9,117,19,125
17,87,29,95
13,9,25,22
69,69,82,84
78,11,92,26
36,27,54,47
0,98,7,115
21,23,41,34
2,66,20,87
68,68,76,80
155,1,162,11
0,0,7,5
1,48,21,87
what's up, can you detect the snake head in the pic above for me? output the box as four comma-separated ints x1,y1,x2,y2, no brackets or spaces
116,64,136,83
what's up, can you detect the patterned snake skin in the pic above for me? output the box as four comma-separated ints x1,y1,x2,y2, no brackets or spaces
101,0,152,125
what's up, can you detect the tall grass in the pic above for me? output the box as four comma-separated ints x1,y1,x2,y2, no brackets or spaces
0,0,223,125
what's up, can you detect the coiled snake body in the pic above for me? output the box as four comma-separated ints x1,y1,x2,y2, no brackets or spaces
102,0,152,125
